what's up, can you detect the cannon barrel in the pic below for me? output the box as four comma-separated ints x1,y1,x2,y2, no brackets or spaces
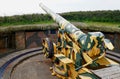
40,3,116,79
39,3,86,46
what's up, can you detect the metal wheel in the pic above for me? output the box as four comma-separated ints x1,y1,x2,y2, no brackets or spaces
42,38,54,58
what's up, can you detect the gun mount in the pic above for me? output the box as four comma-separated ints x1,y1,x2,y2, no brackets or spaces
40,3,120,79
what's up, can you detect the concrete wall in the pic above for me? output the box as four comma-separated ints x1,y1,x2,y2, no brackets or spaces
15,32,26,50
104,33,120,52
0,33,15,54
15,30,57,49
0,30,120,54
25,30,57,48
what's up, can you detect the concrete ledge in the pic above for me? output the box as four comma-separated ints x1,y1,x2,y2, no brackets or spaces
0,22,120,33
3,51,42,79
0,47,42,79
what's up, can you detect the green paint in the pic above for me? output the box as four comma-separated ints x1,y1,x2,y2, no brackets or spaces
58,56,66,59
78,34,87,46
63,40,67,48
90,61,99,68
83,33,95,51
67,41,73,47
75,53,82,68
58,37,62,46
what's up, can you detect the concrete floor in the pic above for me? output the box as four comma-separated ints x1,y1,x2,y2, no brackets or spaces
10,55,58,79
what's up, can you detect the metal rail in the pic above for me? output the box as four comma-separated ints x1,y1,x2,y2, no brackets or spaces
10,51,43,79
0,47,42,79
0,47,119,79
106,51,120,63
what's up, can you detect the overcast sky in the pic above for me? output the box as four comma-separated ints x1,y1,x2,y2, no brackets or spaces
0,0,120,16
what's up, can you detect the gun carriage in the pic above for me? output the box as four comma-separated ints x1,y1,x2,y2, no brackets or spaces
40,3,120,79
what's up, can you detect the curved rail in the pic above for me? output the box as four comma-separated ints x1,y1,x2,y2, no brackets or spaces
106,51,120,63
0,47,42,79
10,52,43,79
0,47,119,79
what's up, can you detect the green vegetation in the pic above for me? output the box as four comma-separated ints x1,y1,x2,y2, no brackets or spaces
83,21,120,27
0,10,120,27
0,14,54,26
62,10,120,23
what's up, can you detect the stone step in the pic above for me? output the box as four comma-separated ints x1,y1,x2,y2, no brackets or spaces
0,47,42,67
0,47,42,79
3,51,42,79
92,65,120,79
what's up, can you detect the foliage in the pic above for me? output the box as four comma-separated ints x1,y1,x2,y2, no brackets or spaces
61,10,120,23
0,10,120,26
0,14,53,26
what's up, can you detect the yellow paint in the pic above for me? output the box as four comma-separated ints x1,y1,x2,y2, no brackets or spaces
65,33,72,42
53,43,57,54
72,42,80,52
79,75,92,79
66,47,71,57
54,54,64,57
87,47,100,57
61,57,73,64
82,68,92,73
87,37,100,57
54,54,73,64
41,4,120,79
106,58,119,65
83,53,93,64
87,43,91,49
96,57,110,66
104,41,114,50
81,40,85,44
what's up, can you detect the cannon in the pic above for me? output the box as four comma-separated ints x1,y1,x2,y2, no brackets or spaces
40,3,120,79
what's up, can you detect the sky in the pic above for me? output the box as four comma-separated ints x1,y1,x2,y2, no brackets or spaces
0,0,120,16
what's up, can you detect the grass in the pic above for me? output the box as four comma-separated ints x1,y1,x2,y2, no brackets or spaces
0,18,119,28
70,21,120,33
82,21,120,28
0,21,120,33
0,20,54,27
